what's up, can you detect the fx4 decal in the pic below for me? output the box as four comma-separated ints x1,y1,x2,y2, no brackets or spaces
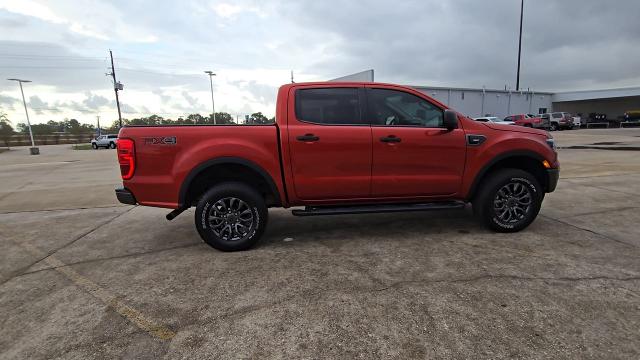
144,136,177,145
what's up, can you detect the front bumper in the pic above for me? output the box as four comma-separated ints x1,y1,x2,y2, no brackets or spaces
546,169,559,192
115,187,137,205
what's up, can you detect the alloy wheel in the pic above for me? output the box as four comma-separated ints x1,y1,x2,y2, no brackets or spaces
493,182,532,224
208,197,254,241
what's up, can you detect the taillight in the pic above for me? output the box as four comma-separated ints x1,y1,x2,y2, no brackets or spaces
117,138,135,180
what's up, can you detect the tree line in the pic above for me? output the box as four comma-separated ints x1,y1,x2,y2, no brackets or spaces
0,110,274,139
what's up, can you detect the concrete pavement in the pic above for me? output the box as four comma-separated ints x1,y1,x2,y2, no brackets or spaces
1,131,639,359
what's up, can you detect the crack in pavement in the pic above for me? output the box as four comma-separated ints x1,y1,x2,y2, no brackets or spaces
0,204,127,215
561,180,640,198
564,206,640,219
561,171,640,179
15,242,203,278
539,214,637,249
196,272,640,327
0,160,76,202
0,206,135,288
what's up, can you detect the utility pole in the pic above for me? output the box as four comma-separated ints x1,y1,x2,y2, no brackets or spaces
108,50,123,128
516,0,524,91
291,70,295,83
204,71,216,124
7,78,38,155
96,115,101,136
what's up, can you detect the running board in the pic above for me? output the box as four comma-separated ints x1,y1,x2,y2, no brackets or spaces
291,201,466,217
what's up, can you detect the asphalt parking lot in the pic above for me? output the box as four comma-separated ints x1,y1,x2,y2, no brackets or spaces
1,128,640,359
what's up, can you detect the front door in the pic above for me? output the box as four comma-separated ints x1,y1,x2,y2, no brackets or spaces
287,86,372,200
366,87,466,197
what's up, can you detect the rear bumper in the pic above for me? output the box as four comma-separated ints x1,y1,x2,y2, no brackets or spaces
546,169,559,193
115,187,137,205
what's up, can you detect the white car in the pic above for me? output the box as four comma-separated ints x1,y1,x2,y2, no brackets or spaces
473,116,516,125
91,134,118,149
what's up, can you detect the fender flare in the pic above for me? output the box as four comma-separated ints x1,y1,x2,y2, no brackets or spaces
466,150,545,201
178,157,282,207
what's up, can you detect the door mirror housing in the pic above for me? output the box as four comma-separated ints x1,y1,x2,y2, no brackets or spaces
443,109,458,130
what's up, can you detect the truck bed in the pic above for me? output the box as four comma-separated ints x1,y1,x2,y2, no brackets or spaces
118,124,284,208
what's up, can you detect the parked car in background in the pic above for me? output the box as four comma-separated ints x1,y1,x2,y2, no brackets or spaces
542,112,574,131
572,114,582,128
473,116,515,125
505,114,548,129
91,134,118,149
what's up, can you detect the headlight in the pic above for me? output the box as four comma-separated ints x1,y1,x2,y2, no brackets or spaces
546,138,556,151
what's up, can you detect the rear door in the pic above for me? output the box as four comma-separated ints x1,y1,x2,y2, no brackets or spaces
287,86,372,200
366,86,466,197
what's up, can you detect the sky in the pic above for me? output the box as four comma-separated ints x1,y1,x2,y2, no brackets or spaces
0,0,639,126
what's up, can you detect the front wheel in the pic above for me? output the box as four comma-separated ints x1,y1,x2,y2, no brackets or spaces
91,143,98,149
195,182,268,251
473,169,543,232
549,123,558,131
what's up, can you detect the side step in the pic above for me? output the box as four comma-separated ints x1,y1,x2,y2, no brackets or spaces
291,201,466,217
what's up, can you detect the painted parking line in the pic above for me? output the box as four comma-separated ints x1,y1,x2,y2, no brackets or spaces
20,242,176,340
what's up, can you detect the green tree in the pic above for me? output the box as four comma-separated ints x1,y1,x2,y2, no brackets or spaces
248,112,270,124
209,112,235,124
18,123,54,135
0,111,14,148
186,114,205,124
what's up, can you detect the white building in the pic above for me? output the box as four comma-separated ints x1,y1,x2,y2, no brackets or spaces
332,70,640,120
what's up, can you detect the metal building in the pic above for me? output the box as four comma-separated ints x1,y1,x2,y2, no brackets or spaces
330,70,639,121
413,86,553,119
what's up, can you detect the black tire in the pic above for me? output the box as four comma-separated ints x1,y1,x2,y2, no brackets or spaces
473,169,543,232
109,142,116,149
92,143,98,149
524,124,532,128
549,123,558,131
195,182,268,251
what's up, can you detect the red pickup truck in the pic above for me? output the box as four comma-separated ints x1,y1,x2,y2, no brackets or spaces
115,82,559,251
505,114,548,129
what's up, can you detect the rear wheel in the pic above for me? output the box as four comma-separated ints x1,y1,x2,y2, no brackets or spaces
195,182,268,251
473,169,543,232
109,142,116,149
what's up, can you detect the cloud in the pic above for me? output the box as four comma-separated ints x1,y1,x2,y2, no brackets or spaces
82,92,110,110
28,95,49,114
1,0,639,125
0,94,19,110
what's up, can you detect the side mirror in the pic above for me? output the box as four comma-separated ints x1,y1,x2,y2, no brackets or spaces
443,109,458,130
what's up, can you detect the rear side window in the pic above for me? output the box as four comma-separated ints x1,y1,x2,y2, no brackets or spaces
552,113,562,118
295,88,362,125
108,135,118,139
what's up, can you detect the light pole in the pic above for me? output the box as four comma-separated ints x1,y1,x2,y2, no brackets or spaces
516,0,524,91
204,71,216,124
8,78,38,155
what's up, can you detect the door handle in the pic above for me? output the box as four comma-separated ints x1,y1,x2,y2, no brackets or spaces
380,135,401,143
296,134,319,142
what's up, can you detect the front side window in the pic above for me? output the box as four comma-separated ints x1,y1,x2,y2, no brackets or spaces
367,88,443,127
295,88,362,125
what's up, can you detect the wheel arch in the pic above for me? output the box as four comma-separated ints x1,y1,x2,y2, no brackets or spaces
179,157,282,208
466,150,549,201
